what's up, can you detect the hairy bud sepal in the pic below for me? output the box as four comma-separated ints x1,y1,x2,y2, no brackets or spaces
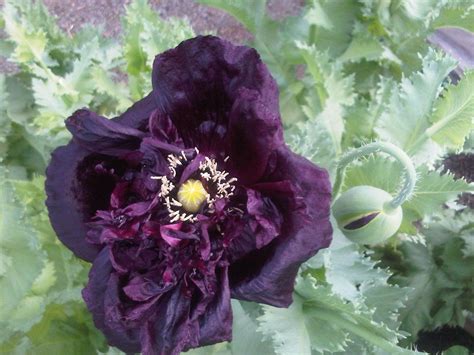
333,185,403,245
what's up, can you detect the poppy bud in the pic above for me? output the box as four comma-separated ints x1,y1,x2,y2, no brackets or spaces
332,185,403,245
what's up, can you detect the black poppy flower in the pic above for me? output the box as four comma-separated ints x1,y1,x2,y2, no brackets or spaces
45,36,332,355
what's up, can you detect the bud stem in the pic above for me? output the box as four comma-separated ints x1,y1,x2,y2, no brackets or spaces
333,142,416,210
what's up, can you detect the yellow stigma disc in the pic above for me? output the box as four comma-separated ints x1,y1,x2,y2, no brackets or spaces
177,179,208,213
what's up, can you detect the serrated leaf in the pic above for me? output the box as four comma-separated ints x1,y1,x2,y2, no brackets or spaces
304,0,358,56
339,23,401,65
123,0,195,100
230,300,274,355
343,155,402,194
1,173,90,348
459,228,474,257
31,261,56,295
2,0,60,67
297,43,355,155
286,120,337,180
344,77,395,145
258,295,312,355
404,167,473,218
388,209,474,337
375,49,457,164
0,174,45,342
427,70,474,149
286,223,414,354
294,275,415,354
23,303,104,355
433,4,474,31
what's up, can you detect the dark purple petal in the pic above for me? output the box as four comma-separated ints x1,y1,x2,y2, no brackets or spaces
149,109,184,146
45,144,104,261
66,109,146,156
123,275,174,302
225,88,283,184
47,35,334,355
46,94,158,261
229,147,332,307
140,285,197,355
151,35,283,184
109,241,162,275
246,188,283,249
196,267,232,346
82,247,141,352
115,92,157,129
178,154,206,184
160,224,199,243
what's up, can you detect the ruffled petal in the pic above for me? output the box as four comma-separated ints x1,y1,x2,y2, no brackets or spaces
45,144,105,261
196,267,232,346
151,35,283,184
46,94,158,261
140,284,196,355
229,147,332,307
149,109,184,146
66,109,146,156
82,247,141,352
246,188,283,249
115,92,157,129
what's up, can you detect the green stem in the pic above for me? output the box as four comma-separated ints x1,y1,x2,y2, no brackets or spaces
332,142,416,210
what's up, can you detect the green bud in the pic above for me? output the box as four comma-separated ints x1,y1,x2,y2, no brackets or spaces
332,185,403,245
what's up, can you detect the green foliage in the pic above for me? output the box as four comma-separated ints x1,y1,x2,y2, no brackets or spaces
374,49,457,164
342,155,473,233
0,170,111,353
0,0,198,352
122,0,195,100
376,209,474,340
429,71,474,149
1,0,474,353
257,223,414,355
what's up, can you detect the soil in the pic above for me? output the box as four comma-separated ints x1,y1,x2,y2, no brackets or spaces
0,0,303,73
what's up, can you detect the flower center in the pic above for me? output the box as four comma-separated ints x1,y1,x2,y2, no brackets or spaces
151,148,237,223
177,179,208,213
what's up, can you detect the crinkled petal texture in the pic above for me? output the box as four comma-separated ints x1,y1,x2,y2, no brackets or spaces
45,36,332,355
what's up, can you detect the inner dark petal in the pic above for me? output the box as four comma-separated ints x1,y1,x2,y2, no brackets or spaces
74,154,128,219
344,212,380,230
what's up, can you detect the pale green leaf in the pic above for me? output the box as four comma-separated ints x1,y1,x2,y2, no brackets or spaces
286,120,337,180
387,209,474,336
374,49,457,163
0,174,45,341
433,3,474,31
427,70,474,149
297,43,355,155
123,0,195,100
258,295,312,355
342,155,402,194
404,167,473,218
231,300,274,355
344,77,396,145
31,261,56,295
459,228,474,257
304,0,359,56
